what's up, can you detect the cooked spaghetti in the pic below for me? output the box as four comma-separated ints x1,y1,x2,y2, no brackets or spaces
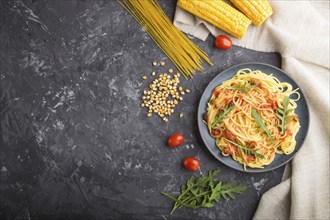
117,0,213,78
205,69,300,169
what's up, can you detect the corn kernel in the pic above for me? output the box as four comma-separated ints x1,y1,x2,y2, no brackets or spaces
168,69,173,73
180,113,184,118
143,76,147,80
152,61,157,66
151,71,156,76
160,61,165,66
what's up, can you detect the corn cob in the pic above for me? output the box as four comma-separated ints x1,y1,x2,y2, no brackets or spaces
230,0,273,26
177,0,251,39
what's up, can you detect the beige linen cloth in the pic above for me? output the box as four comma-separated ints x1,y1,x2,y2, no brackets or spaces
174,1,330,219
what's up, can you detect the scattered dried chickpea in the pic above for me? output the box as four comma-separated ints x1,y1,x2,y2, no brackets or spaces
140,64,189,122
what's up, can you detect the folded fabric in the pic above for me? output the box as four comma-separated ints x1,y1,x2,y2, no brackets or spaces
174,1,330,219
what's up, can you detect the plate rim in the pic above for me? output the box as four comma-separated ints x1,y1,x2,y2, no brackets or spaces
197,62,310,173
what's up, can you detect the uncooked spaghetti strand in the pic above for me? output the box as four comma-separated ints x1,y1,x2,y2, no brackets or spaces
117,0,212,78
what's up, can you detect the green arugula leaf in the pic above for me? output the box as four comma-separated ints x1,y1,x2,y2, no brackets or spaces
251,108,274,143
220,183,247,200
160,169,246,214
227,81,259,93
211,105,234,127
226,139,265,159
276,97,294,135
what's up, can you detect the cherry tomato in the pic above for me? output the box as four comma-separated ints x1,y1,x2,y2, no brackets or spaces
293,114,299,122
225,130,235,141
246,154,256,163
283,129,293,140
248,141,257,149
167,133,184,147
270,100,278,111
215,35,232,50
182,157,200,171
213,88,221,98
223,147,232,155
224,98,232,107
211,129,220,136
260,103,271,109
251,78,261,85
203,113,209,122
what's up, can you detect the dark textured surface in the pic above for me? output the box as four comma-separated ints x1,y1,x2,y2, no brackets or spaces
0,0,283,219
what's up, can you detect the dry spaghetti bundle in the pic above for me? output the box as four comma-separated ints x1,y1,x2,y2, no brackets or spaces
117,0,213,78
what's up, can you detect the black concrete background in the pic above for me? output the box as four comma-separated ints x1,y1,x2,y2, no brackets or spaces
0,0,283,219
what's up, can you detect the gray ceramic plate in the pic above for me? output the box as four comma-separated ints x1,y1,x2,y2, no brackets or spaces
197,62,310,173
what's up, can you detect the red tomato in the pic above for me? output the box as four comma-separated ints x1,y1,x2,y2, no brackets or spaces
260,103,271,109
246,154,256,163
284,129,293,139
215,35,232,50
223,147,232,155
211,129,220,136
248,141,257,149
167,133,184,147
182,157,200,171
225,130,235,141
270,100,278,111
293,114,299,122
203,113,209,122
213,89,221,98
251,78,261,85
224,98,232,107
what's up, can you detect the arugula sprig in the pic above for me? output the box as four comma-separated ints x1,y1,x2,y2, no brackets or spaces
226,139,265,159
212,105,234,127
227,81,259,93
275,97,294,135
251,108,274,143
161,169,246,214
